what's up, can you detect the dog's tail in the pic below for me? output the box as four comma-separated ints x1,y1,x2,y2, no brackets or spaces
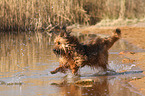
114,28,121,38
105,28,121,49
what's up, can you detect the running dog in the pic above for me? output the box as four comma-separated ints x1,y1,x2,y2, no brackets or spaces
50,27,121,75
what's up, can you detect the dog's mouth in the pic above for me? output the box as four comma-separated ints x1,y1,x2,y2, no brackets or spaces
53,48,65,56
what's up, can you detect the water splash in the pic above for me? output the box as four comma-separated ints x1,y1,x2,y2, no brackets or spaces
108,61,136,72
0,76,23,85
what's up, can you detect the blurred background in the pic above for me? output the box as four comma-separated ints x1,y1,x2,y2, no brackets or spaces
0,0,145,31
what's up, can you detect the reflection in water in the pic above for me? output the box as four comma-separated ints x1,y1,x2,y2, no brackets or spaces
0,32,55,75
55,76,109,96
51,74,142,96
0,32,144,96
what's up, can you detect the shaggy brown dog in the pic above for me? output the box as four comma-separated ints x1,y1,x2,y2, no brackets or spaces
50,27,121,75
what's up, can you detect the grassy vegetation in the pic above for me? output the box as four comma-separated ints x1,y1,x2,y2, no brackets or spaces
0,0,145,31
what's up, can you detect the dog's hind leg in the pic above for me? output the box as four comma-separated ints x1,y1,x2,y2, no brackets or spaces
71,67,79,75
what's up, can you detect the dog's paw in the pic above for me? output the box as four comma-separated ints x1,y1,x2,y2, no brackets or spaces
50,70,57,74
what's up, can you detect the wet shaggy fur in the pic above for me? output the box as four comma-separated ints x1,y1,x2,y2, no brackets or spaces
50,28,121,75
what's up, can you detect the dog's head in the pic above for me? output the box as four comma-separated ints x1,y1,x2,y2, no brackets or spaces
53,34,68,56
53,26,79,57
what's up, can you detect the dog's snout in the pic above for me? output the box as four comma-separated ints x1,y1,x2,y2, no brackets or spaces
53,48,61,55
53,49,56,52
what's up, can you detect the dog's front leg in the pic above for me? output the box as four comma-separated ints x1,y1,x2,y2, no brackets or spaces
50,57,70,74
50,62,69,74
50,66,66,74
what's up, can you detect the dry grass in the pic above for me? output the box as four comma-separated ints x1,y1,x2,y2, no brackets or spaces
0,0,145,31
0,0,90,31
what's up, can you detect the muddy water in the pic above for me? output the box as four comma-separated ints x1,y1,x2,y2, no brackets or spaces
0,32,144,96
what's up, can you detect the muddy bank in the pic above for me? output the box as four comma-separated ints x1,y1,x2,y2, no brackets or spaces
72,26,145,95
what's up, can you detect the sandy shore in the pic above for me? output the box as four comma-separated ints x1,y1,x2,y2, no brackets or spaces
119,27,145,95
72,26,145,95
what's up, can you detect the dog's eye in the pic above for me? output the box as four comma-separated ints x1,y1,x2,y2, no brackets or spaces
58,42,61,45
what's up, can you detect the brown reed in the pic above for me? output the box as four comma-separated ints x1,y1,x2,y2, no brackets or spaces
0,0,145,31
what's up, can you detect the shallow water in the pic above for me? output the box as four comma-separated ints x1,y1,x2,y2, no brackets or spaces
0,32,144,96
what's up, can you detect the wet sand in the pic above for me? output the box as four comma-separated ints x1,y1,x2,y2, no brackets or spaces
120,27,145,95
72,26,145,95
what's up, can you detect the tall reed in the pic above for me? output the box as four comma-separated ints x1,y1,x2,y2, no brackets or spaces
0,0,145,31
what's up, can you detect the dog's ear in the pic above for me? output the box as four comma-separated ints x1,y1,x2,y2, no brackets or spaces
59,31,69,37
59,26,71,37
